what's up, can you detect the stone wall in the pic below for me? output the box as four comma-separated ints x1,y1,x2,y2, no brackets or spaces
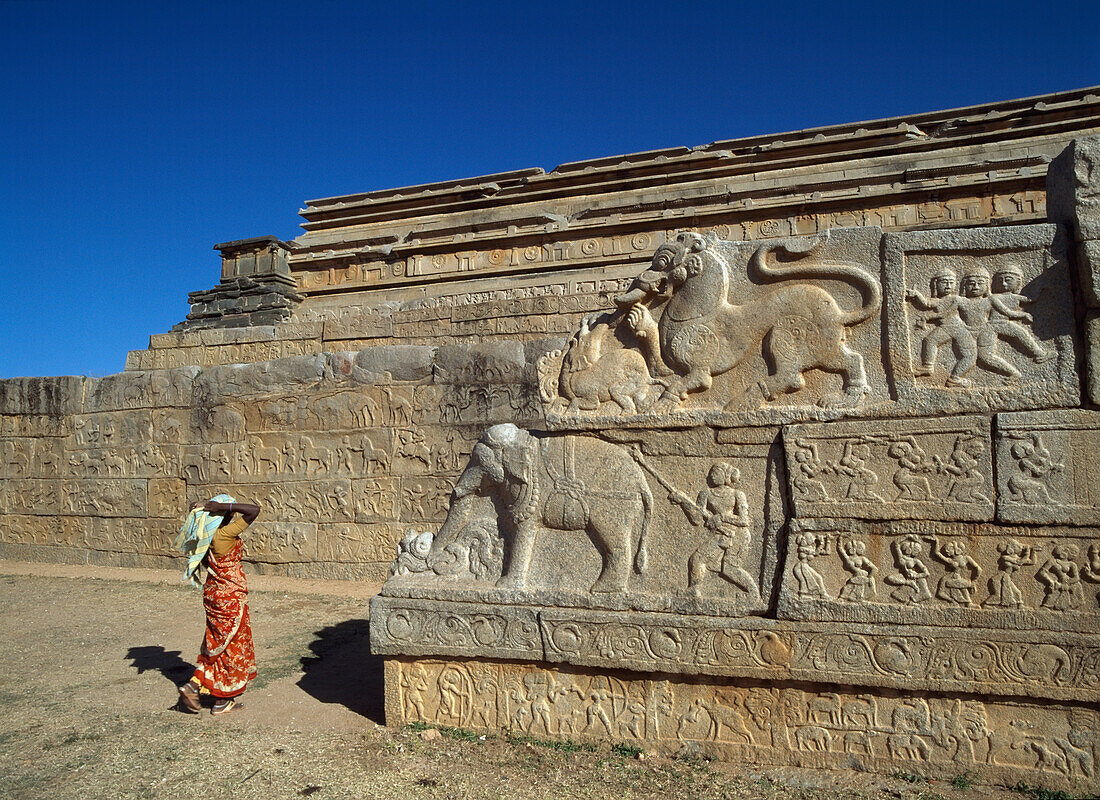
4,88,1100,790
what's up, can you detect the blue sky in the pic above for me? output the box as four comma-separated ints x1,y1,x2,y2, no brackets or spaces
1,0,1097,379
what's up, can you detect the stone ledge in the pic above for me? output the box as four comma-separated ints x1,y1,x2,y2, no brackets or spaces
369,595,1100,704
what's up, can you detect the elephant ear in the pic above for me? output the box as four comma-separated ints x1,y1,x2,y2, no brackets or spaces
472,441,505,485
501,431,537,485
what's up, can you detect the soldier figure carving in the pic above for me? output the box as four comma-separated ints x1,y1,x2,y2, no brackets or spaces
668,462,760,601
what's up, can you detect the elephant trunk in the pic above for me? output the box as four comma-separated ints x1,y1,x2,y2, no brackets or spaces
427,491,475,574
634,476,654,574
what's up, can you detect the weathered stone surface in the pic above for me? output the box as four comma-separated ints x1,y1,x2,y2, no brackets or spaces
7,89,1100,788
192,355,326,401
386,658,1100,792
0,376,84,416
783,416,993,522
996,410,1100,525
352,345,435,382
322,310,394,342
884,224,1078,415
84,368,199,411
1087,311,1100,406
1047,135,1100,306
777,519,1100,633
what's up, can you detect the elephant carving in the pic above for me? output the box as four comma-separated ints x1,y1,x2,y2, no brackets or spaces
427,423,654,593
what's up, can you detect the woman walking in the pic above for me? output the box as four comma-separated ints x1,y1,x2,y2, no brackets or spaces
174,495,261,715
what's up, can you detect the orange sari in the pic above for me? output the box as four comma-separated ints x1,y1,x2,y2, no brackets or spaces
192,540,257,697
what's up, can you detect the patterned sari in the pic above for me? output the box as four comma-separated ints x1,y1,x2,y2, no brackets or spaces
192,539,257,697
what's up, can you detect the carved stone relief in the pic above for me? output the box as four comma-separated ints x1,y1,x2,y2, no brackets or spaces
385,658,1100,789
996,410,1100,525
385,424,783,615
370,596,1100,703
778,519,1100,633
783,416,994,521
537,227,889,427
885,224,1078,414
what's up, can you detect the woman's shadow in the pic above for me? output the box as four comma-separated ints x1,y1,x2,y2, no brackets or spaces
297,619,384,724
125,646,194,687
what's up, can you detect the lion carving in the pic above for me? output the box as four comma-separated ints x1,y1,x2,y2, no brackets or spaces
615,231,881,409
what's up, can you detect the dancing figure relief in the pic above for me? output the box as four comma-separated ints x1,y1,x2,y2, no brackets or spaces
906,264,1053,387
837,537,878,603
983,539,1039,609
792,531,831,600
885,534,933,605
1006,432,1064,505
544,230,881,413
926,537,981,607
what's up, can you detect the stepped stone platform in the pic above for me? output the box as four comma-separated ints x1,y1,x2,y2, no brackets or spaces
5,87,1100,791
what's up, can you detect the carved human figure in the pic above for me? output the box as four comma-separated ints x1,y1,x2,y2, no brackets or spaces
1037,544,1085,611
983,538,1038,609
886,436,933,501
401,665,430,719
524,674,555,734
906,268,977,386
281,439,300,474
427,424,653,593
937,435,990,504
927,537,981,606
438,667,469,720
792,530,830,599
833,438,883,502
1007,432,1064,504
989,266,1055,363
957,267,1024,381
791,440,829,501
584,684,614,736
885,535,932,604
1084,544,1100,602
669,462,760,601
613,231,880,408
837,537,878,602
397,428,432,468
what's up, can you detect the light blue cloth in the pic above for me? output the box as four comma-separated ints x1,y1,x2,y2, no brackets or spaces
173,494,236,587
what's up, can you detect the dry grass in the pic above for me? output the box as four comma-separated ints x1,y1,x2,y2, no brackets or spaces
0,566,1046,800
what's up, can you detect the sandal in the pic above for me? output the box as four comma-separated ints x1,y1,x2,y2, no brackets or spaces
211,698,243,716
177,682,202,714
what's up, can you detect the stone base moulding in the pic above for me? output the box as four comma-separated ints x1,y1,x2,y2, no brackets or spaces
369,595,1100,705
384,657,1100,793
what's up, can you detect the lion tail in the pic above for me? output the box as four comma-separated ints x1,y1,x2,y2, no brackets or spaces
749,238,881,327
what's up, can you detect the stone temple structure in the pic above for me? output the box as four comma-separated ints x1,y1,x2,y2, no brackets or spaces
4,87,1100,790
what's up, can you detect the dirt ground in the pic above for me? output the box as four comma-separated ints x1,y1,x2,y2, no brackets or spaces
0,559,1080,800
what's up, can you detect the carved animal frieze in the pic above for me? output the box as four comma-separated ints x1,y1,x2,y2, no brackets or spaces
540,228,886,422
422,424,653,594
